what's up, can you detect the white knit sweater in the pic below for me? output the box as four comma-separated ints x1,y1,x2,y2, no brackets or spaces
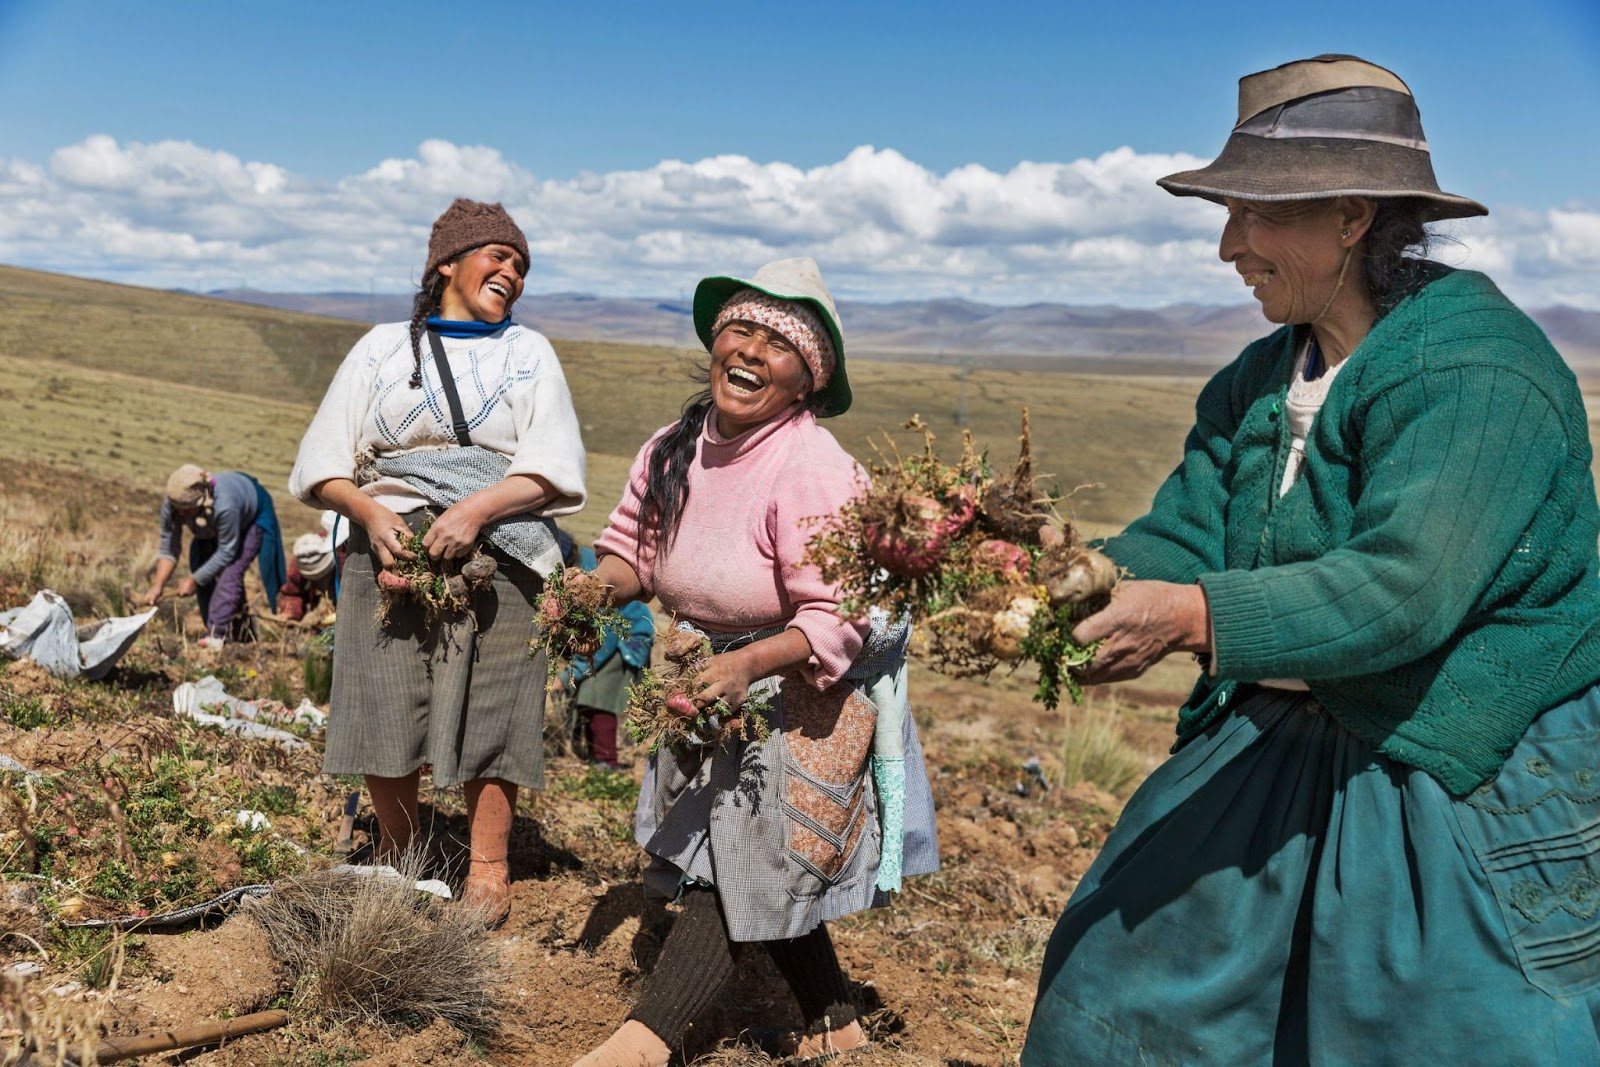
289,322,587,516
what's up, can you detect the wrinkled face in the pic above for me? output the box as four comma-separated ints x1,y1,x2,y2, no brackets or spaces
709,320,812,437
1219,199,1348,325
437,243,527,322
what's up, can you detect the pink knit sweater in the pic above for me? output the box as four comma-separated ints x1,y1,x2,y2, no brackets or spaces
595,405,869,689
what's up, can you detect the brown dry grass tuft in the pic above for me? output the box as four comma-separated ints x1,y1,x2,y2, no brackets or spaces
0,940,120,1067
1059,701,1143,797
974,915,1056,974
246,852,502,1041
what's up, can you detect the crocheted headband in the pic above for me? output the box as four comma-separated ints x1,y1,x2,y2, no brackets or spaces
712,289,836,390
425,199,530,281
165,464,212,510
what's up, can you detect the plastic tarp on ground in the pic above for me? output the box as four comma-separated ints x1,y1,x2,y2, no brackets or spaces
171,675,325,751
0,590,157,680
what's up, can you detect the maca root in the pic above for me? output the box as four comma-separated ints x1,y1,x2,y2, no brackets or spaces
660,628,708,667
531,566,631,668
624,627,772,754
1034,542,1118,612
374,514,497,626
806,408,1121,707
978,409,1055,543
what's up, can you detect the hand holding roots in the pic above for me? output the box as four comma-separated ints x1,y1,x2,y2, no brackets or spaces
374,514,498,624
532,566,631,665
804,410,1120,707
624,628,773,754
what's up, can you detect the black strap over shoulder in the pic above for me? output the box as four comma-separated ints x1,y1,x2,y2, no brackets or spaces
426,329,474,446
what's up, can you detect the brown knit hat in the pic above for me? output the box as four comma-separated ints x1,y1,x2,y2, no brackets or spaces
423,199,531,281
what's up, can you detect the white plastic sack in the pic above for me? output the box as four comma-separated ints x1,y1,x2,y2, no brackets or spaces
330,863,453,900
0,590,156,679
171,675,319,750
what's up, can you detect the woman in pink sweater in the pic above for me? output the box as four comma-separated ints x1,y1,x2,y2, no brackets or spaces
574,258,937,1066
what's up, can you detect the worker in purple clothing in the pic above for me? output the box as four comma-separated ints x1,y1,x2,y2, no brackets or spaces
141,464,286,646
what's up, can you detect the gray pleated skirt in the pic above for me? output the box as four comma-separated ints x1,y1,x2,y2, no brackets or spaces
323,512,549,789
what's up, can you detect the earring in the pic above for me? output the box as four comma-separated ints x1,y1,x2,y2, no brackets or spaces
1340,228,1352,240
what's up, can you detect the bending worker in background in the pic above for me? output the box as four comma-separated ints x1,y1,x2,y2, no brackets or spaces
142,464,285,647
277,511,349,626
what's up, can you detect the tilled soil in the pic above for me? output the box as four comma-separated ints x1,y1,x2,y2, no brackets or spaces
2,622,1182,1066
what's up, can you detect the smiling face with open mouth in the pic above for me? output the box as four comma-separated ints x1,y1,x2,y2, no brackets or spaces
708,320,812,438
437,243,528,323
1219,199,1349,326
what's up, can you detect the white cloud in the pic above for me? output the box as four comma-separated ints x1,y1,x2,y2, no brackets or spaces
0,135,1595,309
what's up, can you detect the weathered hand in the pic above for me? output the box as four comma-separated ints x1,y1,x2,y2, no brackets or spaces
692,650,759,711
1069,580,1211,685
175,576,198,597
358,504,415,569
423,502,485,561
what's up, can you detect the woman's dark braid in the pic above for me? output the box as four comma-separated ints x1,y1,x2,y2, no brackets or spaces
640,387,713,555
407,271,448,389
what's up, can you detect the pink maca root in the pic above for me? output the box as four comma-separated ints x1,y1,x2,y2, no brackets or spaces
376,570,411,593
974,539,1031,583
863,493,972,578
539,594,564,624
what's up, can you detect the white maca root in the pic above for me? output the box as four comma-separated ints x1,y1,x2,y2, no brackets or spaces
988,594,1040,661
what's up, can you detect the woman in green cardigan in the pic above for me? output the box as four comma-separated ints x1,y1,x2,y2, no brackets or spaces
1024,55,1600,1065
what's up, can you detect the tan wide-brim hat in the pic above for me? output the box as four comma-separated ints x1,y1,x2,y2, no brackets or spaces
1158,54,1487,222
693,256,851,416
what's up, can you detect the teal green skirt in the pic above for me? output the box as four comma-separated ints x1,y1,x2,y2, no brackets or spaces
1023,686,1600,1065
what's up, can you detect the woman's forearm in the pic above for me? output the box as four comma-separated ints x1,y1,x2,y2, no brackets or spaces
592,553,645,604
449,474,557,526
731,629,815,680
146,557,177,594
313,478,380,525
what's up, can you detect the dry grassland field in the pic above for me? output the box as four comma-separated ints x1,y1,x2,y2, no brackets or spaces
0,264,1595,1065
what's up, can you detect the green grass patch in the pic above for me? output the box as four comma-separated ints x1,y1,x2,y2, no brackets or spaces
554,765,640,806
14,731,318,918
4,695,53,729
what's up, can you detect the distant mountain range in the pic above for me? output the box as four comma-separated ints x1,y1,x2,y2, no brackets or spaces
200,288,1600,368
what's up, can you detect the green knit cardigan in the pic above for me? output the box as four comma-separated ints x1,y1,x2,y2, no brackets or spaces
1104,265,1600,796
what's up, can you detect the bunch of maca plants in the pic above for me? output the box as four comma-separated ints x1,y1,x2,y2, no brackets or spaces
623,628,773,754
374,512,498,624
804,410,1119,708
531,565,631,668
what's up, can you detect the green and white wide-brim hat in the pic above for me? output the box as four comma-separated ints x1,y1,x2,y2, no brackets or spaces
1158,53,1487,222
692,256,852,417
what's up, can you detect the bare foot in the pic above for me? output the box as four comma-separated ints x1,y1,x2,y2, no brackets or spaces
787,1019,869,1059
461,859,511,929
570,1020,671,1067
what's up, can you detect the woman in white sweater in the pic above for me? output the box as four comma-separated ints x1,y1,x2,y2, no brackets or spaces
290,199,586,925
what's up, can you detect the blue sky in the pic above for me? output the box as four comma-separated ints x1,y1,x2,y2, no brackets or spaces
1,0,1596,306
